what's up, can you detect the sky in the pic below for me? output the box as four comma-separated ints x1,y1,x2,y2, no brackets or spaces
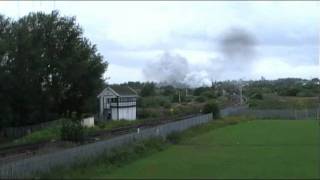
0,1,319,87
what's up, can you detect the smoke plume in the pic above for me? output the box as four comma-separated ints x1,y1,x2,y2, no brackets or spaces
142,27,258,87
143,52,190,87
217,27,257,76
219,27,257,61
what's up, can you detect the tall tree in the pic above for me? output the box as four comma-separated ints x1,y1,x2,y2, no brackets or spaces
0,11,107,127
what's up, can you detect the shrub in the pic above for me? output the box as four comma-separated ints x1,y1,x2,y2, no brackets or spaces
200,91,215,99
138,96,171,108
172,93,186,103
195,96,206,103
203,101,220,118
252,93,263,100
140,82,156,97
166,131,182,144
60,119,84,143
137,108,161,119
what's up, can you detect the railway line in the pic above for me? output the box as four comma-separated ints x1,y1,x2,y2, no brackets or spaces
0,113,201,161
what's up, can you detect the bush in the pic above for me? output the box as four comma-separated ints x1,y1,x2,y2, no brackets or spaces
195,96,206,103
200,91,215,99
252,93,263,100
137,96,171,108
166,131,182,144
172,94,186,103
60,119,84,143
140,82,156,97
137,108,161,119
203,101,220,118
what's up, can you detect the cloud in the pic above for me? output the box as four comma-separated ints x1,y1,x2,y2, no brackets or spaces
252,58,319,80
0,1,318,84
107,64,143,84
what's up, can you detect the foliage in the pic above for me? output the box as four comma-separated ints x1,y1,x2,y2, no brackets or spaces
140,82,156,97
0,11,107,127
44,116,258,179
193,87,211,96
248,94,318,109
43,137,168,178
200,91,216,99
195,96,206,103
60,119,84,142
0,125,61,148
166,131,182,144
137,108,164,119
137,96,171,108
203,101,220,118
172,93,186,103
160,85,175,96
251,92,263,100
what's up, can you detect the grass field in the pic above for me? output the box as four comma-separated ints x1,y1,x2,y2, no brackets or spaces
48,119,320,179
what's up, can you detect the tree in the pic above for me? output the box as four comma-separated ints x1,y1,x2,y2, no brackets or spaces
203,101,220,118
0,15,14,127
0,11,107,127
140,82,156,97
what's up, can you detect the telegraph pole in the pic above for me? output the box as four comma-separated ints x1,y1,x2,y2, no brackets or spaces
239,79,243,105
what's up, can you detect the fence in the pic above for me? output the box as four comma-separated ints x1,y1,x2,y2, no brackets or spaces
1,106,319,178
0,113,213,178
221,106,320,120
1,120,62,139
2,117,96,139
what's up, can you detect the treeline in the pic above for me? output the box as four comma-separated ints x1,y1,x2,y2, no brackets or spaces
117,78,320,109
0,11,107,127
244,78,320,98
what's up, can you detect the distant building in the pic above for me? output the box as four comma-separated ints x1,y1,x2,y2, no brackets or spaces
97,86,138,120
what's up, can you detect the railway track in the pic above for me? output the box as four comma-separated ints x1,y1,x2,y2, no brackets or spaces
0,140,48,158
0,113,201,158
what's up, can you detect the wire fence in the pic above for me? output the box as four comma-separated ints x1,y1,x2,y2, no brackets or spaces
1,106,319,178
1,120,62,139
0,113,213,178
221,106,320,120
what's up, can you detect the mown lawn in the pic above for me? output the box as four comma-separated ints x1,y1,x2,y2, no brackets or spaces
100,120,319,179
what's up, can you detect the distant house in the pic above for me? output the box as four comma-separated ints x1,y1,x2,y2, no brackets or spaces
97,86,138,120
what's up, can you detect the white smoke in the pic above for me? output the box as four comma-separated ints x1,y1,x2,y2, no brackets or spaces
143,52,190,87
142,27,258,87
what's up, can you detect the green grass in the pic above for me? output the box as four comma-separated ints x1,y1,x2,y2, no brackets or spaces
0,125,62,149
13,125,61,145
44,116,249,178
0,117,156,149
71,119,319,179
105,120,319,179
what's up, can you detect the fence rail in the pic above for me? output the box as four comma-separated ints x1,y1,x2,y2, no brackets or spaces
221,106,320,120
1,106,319,178
1,120,62,139
0,113,213,178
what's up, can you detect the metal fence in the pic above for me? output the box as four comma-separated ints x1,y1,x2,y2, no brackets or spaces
0,113,213,178
221,106,320,120
1,120,62,139
1,106,319,178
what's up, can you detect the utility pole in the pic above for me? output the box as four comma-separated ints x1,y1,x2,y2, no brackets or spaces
239,79,244,105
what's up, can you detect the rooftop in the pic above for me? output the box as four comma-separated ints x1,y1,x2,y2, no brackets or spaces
109,85,138,97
